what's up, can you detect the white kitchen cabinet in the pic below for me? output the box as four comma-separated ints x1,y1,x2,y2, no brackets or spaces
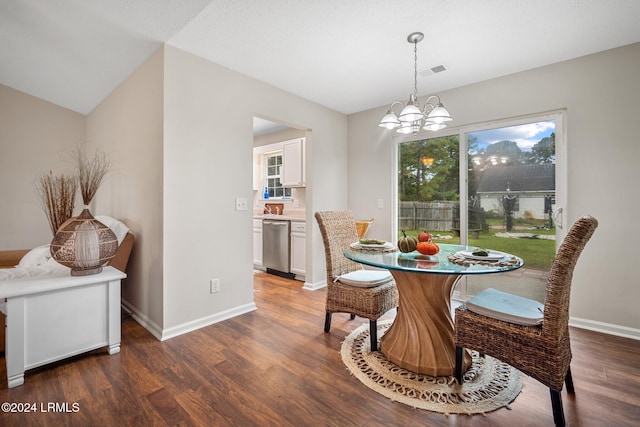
290,220,306,279
253,219,263,269
282,138,305,187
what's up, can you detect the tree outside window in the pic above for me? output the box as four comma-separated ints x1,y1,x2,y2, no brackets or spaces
398,136,460,203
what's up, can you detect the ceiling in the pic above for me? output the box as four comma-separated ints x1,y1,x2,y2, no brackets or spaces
253,117,290,137
3,0,640,120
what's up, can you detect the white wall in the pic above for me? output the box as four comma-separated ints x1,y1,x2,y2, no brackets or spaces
86,48,165,334
0,85,85,250
162,46,347,332
348,43,640,336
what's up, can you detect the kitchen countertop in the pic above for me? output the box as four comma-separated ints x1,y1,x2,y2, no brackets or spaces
254,214,306,222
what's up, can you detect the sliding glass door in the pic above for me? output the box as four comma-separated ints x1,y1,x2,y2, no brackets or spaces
395,112,565,302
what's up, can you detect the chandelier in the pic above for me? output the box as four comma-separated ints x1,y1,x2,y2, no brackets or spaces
378,32,452,134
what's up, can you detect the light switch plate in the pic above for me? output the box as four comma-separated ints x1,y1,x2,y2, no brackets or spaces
377,198,384,209
235,197,248,211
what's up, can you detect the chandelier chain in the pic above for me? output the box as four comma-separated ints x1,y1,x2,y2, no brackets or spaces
413,39,418,98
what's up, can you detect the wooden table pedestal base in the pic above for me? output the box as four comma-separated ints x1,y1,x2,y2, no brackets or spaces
380,270,472,377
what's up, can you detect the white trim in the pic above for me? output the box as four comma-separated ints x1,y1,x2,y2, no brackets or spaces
160,302,258,341
391,136,399,243
451,109,566,135
303,279,326,291
570,316,640,341
555,110,568,241
122,299,258,341
459,131,469,247
121,299,164,340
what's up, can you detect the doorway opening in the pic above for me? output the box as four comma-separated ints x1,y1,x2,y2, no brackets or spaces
252,116,310,284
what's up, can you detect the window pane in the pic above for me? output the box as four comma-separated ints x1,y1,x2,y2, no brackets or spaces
397,135,460,244
264,153,289,199
466,120,556,302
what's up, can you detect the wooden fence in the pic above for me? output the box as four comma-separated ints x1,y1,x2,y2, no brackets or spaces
399,201,488,232
398,201,457,231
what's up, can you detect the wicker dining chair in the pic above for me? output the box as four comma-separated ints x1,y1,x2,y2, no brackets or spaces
454,215,598,427
315,211,398,351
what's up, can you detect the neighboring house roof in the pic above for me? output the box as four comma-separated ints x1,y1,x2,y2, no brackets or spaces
476,164,555,193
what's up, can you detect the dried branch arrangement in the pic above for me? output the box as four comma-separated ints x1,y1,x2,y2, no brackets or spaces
73,147,111,205
36,171,78,235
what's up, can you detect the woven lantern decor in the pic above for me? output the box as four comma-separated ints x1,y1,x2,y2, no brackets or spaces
50,208,117,276
50,147,116,276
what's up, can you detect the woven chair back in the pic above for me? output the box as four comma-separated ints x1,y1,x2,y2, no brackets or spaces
315,211,363,281
543,215,598,338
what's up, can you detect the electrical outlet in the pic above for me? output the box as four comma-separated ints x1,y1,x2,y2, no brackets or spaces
210,278,220,293
377,198,384,209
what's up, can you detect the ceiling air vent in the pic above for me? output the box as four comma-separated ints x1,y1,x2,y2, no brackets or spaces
419,65,447,76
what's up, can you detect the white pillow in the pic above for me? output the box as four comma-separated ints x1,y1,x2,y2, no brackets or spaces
95,215,130,245
337,270,393,288
17,244,52,268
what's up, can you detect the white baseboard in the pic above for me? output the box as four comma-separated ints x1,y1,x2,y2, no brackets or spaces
121,299,258,341
160,302,257,341
121,299,163,340
570,316,640,341
303,280,326,291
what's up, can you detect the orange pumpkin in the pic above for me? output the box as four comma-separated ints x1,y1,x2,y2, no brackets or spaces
416,240,440,255
418,230,432,242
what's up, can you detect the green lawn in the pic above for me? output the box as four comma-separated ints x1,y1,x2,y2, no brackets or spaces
402,227,556,270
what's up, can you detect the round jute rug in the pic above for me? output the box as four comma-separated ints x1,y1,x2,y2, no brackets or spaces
341,320,522,415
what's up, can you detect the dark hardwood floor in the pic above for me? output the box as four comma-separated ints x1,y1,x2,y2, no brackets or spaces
1,272,639,426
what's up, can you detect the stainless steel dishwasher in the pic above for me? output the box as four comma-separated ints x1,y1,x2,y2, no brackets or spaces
262,219,293,278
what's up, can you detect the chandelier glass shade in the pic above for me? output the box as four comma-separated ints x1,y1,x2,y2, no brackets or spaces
379,32,452,134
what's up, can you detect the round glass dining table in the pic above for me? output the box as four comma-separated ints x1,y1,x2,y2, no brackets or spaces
344,243,523,377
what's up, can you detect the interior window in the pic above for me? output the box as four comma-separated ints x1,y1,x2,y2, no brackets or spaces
265,153,291,199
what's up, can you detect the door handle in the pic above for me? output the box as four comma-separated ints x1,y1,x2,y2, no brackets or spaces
552,208,563,230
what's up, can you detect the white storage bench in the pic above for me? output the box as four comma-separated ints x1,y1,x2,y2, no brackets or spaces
0,266,126,387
